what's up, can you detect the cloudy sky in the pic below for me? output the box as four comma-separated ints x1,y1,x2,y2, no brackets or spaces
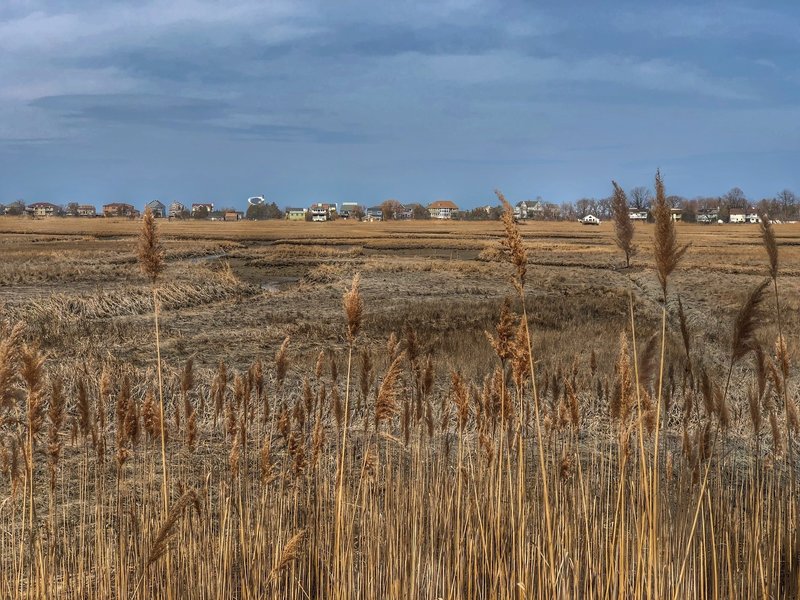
1,1,798,209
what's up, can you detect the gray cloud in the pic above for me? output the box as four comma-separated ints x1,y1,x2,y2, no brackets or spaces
1,0,798,206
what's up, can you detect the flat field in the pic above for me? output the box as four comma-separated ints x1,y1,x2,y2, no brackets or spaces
2,217,798,375
1,215,799,598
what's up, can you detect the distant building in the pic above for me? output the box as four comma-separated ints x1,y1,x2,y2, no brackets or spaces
427,200,459,220
309,202,337,222
27,202,61,217
580,214,601,225
696,207,719,224
670,208,682,222
77,204,96,217
191,203,214,217
746,213,761,224
628,208,648,221
366,206,383,221
339,202,363,219
514,200,543,220
285,208,307,221
103,203,137,218
224,211,244,222
169,202,187,219
146,200,166,218
729,209,746,224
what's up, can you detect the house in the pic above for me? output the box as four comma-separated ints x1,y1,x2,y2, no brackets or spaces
628,208,649,221
746,213,761,224
191,203,214,217
696,207,719,224
670,208,682,222
580,214,601,225
427,200,459,220
366,206,383,221
309,202,337,222
103,203,137,218
397,205,414,219
27,202,61,217
339,202,363,219
224,211,244,222
77,205,96,217
514,200,544,220
285,208,307,221
729,209,746,224
169,202,187,219
146,200,166,218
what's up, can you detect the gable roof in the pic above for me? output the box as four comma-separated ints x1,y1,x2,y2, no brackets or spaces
428,200,459,210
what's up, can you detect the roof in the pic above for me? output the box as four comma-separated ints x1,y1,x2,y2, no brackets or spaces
428,200,459,210
103,203,134,208
28,202,60,208
146,200,165,207
286,207,305,212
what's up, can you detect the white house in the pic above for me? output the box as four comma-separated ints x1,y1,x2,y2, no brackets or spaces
729,210,746,224
427,200,459,219
628,208,648,221
580,214,601,225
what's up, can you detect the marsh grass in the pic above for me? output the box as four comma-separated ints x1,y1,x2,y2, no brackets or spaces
0,185,798,598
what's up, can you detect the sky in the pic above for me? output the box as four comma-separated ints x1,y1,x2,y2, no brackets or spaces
0,1,798,210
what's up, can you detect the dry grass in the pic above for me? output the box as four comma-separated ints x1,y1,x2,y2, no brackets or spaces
0,214,799,597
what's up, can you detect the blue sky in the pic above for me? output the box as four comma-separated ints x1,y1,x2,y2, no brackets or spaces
0,1,798,209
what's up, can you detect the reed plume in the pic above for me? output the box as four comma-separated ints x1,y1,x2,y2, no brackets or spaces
375,352,405,430
275,337,289,389
137,207,165,284
496,190,527,294
652,170,689,300
270,529,306,581
731,279,770,362
760,213,778,280
343,273,363,343
47,378,65,492
0,322,23,411
147,489,201,567
611,181,636,267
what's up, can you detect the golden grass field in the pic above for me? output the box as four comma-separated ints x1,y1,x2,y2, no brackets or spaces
1,214,799,598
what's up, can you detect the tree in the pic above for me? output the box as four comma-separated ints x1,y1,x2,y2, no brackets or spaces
66,202,80,216
611,181,636,267
666,195,684,209
776,189,796,219
410,204,430,220
351,206,365,221
723,187,747,209
629,186,652,210
192,206,209,220
575,198,593,219
5,200,25,216
247,202,283,219
380,199,403,221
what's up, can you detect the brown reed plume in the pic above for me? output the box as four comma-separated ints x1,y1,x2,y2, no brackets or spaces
652,170,689,300
137,206,165,285
343,273,363,344
375,352,405,430
147,488,201,567
495,191,527,294
47,378,65,493
611,181,637,267
0,322,23,411
486,297,515,364
270,529,306,582
731,279,770,363
275,337,290,390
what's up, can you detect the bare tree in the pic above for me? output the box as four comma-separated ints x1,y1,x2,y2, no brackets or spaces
629,186,652,210
612,181,636,267
776,189,796,219
723,187,747,209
